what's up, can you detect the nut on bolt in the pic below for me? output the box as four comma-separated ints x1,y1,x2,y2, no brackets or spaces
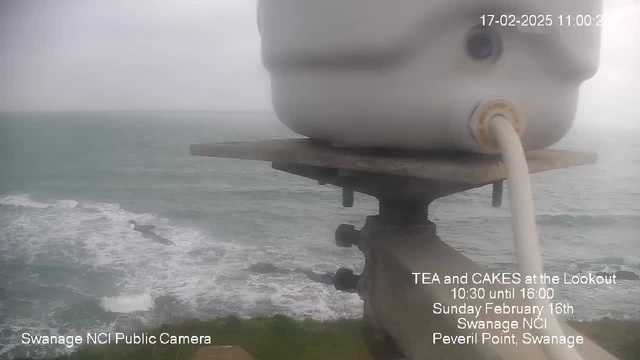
334,268,360,293
335,224,361,248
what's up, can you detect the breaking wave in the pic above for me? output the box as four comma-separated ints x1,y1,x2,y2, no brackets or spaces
100,293,154,313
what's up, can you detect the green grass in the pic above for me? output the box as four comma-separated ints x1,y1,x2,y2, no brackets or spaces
48,315,370,360
568,319,640,360
21,317,639,360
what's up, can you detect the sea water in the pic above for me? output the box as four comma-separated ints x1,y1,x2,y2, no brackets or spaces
0,111,638,358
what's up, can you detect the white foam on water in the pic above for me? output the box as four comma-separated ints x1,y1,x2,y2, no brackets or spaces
1,194,363,329
244,273,362,320
50,199,80,209
101,292,154,313
2,194,637,323
0,307,117,359
4,193,636,359
0,194,79,210
0,194,50,208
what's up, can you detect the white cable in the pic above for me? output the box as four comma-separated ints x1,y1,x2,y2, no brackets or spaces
489,115,584,360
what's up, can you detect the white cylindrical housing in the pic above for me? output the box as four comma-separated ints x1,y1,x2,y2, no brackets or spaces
259,0,602,152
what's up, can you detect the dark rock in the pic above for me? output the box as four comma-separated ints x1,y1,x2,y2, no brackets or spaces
128,220,175,246
615,270,639,280
247,262,290,274
248,263,346,286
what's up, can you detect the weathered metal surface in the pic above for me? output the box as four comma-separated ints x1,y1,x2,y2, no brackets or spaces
189,138,614,360
359,216,618,360
190,139,597,185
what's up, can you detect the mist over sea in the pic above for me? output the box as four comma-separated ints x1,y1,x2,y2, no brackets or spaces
0,111,638,359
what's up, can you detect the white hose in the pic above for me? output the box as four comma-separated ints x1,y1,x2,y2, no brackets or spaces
489,115,584,360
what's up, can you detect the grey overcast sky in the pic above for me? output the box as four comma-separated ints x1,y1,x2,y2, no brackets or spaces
0,0,270,111
0,0,638,127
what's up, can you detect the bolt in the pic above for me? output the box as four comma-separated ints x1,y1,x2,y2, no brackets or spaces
492,181,503,208
339,169,354,208
343,186,354,207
